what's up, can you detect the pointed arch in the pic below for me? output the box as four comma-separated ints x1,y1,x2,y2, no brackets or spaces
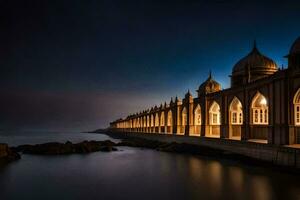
229,97,243,125
182,107,187,126
167,110,173,134
193,104,201,136
229,97,242,140
194,104,201,125
293,88,300,125
179,107,188,135
167,110,173,126
160,112,165,127
150,114,154,133
151,115,154,127
209,101,221,125
207,101,221,137
251,92,268,125
137,118,140,131
146,115,150,128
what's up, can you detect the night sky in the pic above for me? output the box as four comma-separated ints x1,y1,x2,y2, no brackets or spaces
1,0,300,132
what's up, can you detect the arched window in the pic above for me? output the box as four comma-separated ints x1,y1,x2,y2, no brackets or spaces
147,116,150,127
151,115,154,127
194,104,201,125
182,107,187,126
229,97,243,125
251,92,268,125
167,110,173,126
160,112,165,127
209,101,221,125
155,113,159,127
293,88,300,125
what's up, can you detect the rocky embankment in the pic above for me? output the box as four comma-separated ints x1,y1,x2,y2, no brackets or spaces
0,143,21,164
9,137,227,157
3,137,259,166
10,138,241,159
12,140,118,155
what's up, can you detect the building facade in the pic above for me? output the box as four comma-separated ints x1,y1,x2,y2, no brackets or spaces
110,37,300,146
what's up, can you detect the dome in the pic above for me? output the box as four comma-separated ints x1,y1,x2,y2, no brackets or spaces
287,36,300,69
231,42,278,87
197,72,221,95
290,36,300,54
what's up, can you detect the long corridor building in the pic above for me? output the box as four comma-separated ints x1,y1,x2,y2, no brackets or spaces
110,37,300,146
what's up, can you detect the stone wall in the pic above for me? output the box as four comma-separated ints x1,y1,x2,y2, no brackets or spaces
114,132,300,169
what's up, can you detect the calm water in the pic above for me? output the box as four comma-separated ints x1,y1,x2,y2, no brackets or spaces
0,132,300,200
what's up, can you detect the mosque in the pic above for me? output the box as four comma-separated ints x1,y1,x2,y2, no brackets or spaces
110,36,300,146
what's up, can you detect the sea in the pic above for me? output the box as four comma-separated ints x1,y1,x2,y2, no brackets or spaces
0,131,300,200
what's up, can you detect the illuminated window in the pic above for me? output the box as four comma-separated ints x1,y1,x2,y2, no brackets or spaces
160,112,165,127
182,107,187,126
232,112,237,123
155,113,159,127
194,105,201,125
294,89,300,126
167,110,172,126
147,116,150,127
229,97,243,125
296,106,300,124
209,101,221,125
151,115,154,127
251,92,268,125
212,113,218,124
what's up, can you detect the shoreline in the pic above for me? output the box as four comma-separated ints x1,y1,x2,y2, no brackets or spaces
2,131,300,174
94,130,300,174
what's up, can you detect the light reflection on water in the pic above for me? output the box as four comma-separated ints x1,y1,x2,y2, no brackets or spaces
0,132,300,200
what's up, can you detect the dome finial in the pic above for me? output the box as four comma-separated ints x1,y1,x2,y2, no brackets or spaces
209,69,212,79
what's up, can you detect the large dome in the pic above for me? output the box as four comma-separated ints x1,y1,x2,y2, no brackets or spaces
287,36,300,69
231,43,278,87
290,36,300,54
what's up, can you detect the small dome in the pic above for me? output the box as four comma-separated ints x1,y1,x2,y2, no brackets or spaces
290,36,300,54
231,42,277,87
197,72,221,95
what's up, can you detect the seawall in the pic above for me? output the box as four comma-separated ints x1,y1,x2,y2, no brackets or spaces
107,131,300,169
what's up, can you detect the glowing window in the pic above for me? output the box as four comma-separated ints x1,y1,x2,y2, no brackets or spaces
209,101,221,125
251,92,268,125
293,89,300,126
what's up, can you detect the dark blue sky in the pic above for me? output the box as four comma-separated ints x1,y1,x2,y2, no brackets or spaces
1,0,300,131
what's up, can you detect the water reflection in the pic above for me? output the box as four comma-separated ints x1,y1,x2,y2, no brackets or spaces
1,133,300,200
249,176,272,200
228,166,244,198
